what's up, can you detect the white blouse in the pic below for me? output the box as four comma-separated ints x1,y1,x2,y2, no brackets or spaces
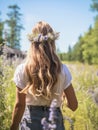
13,63,72,107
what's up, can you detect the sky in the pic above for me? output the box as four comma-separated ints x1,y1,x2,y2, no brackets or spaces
0,0,96,52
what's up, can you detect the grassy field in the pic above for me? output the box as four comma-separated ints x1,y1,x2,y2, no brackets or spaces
62,62,98,130
0,60,98,130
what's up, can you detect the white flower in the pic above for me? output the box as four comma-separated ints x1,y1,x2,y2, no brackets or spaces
93,88,98,105
41,99,57,130
27,32,59,43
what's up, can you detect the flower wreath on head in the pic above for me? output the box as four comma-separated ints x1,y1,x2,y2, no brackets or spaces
27,32,60,43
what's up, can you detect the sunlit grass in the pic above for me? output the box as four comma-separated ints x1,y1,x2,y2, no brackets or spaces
0,59,98,130
62,62,98,130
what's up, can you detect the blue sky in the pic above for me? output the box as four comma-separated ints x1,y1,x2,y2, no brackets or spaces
0,0,96,52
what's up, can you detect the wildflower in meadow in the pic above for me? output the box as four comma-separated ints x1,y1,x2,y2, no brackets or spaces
41,99,57,130
93,88,98,106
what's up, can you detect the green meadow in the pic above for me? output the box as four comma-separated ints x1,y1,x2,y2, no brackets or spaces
0,60,98,130
0,1,98,129
63,62,98,130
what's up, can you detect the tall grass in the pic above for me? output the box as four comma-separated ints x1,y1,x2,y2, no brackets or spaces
62,62,98,130
0,60,98,130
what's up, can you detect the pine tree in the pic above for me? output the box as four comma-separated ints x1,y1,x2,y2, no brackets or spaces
90,0,98,12
67,45,72,61
0,12,4,45
71,0,98,64
6,4,24,49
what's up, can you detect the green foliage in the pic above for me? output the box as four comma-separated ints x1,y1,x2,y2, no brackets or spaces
67,45,72,61
0,58,15,130
82,17,98,64
71,35,84,62
5,4,24,49
66,16,98,65
57,46,73,61
82,26,93,64
60,0,98,65
90,0,98,12
0,58,98,130
57,52,68,61
86,97,98,130
0,13,4,44
62,62,98,130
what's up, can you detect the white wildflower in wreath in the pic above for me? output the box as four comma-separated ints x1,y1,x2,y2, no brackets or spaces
27,32,59,43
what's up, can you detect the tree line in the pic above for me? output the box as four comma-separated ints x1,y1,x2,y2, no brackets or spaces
58,0,98,64
0,1,98,64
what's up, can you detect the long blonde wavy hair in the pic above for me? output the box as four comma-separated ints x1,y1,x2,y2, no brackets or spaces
21,21,61,99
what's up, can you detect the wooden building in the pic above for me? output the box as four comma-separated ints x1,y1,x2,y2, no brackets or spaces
0,44,26,59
